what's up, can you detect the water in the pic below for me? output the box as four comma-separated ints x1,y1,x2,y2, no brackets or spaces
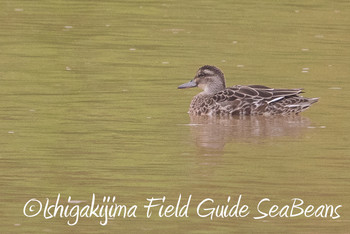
1,0,349,233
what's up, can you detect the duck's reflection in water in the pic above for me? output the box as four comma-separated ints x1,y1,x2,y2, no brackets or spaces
187,115,312,156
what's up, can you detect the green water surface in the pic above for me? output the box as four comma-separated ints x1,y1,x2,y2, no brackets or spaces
1,0,349,233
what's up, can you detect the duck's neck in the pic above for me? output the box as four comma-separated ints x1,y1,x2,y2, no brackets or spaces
202,82,226,95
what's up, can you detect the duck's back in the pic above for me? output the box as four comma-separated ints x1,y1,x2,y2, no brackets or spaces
189,85,318,116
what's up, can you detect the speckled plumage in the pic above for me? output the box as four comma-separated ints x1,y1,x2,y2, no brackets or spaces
178,65,318,116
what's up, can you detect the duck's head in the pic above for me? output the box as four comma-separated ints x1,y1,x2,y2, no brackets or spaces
178,65,226,94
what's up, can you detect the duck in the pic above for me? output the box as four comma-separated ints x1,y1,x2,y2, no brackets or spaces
178,65,318,116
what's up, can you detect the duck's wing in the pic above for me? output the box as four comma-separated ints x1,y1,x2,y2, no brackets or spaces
214,85,302,103
211,85,303,114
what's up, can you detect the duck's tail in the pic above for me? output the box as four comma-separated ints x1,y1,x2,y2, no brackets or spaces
308,97,319,104
284,97,319,113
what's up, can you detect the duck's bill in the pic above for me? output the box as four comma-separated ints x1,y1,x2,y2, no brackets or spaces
178,80,197,89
